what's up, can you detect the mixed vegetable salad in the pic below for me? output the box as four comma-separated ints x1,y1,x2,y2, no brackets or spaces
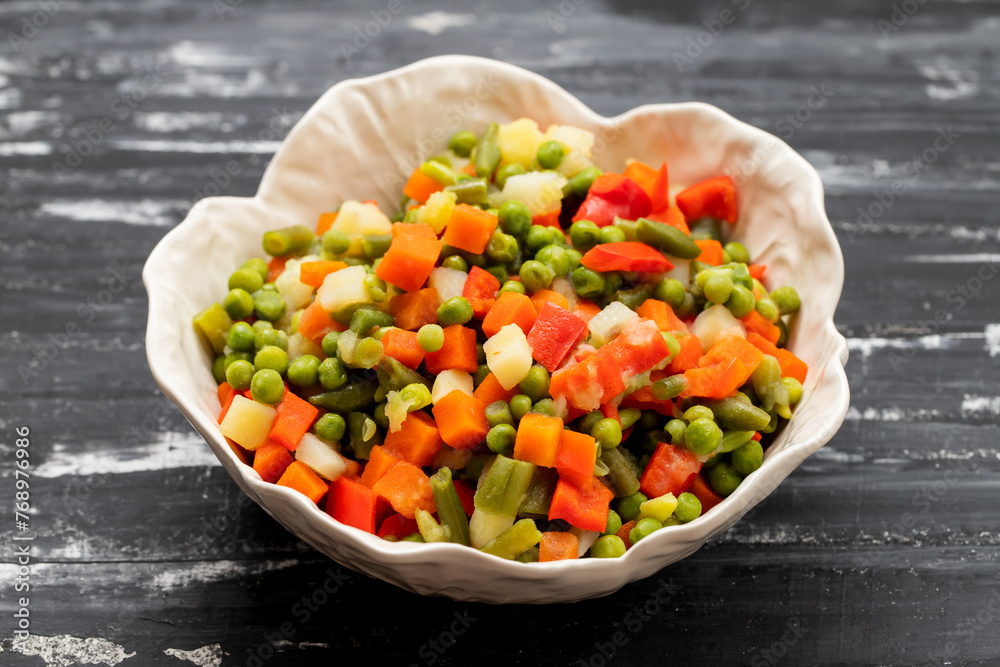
193,118,808,562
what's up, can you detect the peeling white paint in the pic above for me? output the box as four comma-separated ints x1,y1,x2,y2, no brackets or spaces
151,559,300,591
109,138,282,154
37,198,186,226
917,60,979,101
901,253,1000,263
12,634,135,667
845,406,940,422
34,431,220,478
0,140,52,155
164,643,223,667
134,111,245,133
984,323,1000,357
961,394,1000,417
406,11,476,35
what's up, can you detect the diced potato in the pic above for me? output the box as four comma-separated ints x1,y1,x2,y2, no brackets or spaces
428,266,468,303
541,124,595,157
484,324,532,390
638,493,678,523
692,305,745,352
498,118,543,169
432,369,474,404
219,395,276,451
659,258,692,287
286,332,323,361
555,149,594,178
587,301,639,347
550,277,579,311
276,258,315,311
568,526,600,557
295,433,347,480
469,509,515,549
419,190,457,234
330,200,393,256
317,265,373,322
499,171,567,216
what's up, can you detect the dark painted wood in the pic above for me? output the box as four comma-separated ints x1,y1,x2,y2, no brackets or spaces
2,0,999,665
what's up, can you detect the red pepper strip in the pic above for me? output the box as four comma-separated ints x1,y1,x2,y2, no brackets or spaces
462,265,500,319
675,176,738,224
639,443,703,498
548,477,614,533
376,513,419,539
526,301,589,372
623,161,669,213
580,242,674,273
571,173,652,227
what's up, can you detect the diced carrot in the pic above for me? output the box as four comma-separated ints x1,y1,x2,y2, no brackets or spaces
402,168,444,204
269,389,320,451
217,382,237,424
371,461,436,519
688,474,725,513
531,207,562,228
665,333,703,374
573,300,602,324
225,437,252,465
529,289,569,312
549,350,625,412
555,428,597,488
747,332,808,383
675,176,738,224
424,325,478,374
473,371,519,406
699,329,764,377
442,204,499,254
392,222,437,240
461,163,477,177
362,445,403,488
383,411,443,467
252,440,293,484
748,264,767,281
617,519,637,549
694,239,725,266
316,211,338,235
512,413,564,467
644,206,690,235
389,287,439,331
681,357,747,399
741,309,781,345
299,260,348,288
267,256,288,283
481,291,538,338
462,265,500,319
635,298,690,334
432,390,489,450
539,531,579,562
375,232,443,292
276,460,329,504
297,299,347,344
380,328,425,370
623,160,669,212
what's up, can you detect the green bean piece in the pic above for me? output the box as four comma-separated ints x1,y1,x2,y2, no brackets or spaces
416,324,445,353
650,375,686,401
576,410,603,435
241,257,269,282
252,290,286,322
419,159,458,186
761,409,779,434
414,509,448,543
349,308,394,336
475,122,502,179
629,517,663,545
776,319,789,347
706,461,743,497
437,296,474,326
499,279,526,295
591,534,627,558
314,413,346,442
751,355,786,412
674,492,702,523
485,400,514,427
486,231,519,264
362,274,388,303
445,177,488,206
783,377,804,405
375,356,429,392
518,365,551,403
614,284,653,310
355,337,383,369
262,225,315,257
653,278,686,308
535,244,570,276
770,286,801,315
600,447,641,498
509,394,532,422
371,401,389,430
222,288,254,320
703,397,770,432
347,411,381,460
448,130,477,157
229,267,264,294
211,355,227,384
254,345,289,375
361,234,393,259
474,455,536,517
563,166,603,199
600,271,623,298
683,405,714,422
520,260,554,293
618,408,642,431
517,467,558,519
536,140,566,169
250,369,284,404
193,304,233,354
684,418,722,455
732,440,764,475
318,357,348,390
688,217,722,241
755,297,780,322
591,418,623,449
226,321,255,352
493,163,525,191
480,518,543,559
571,266,606,299
725,284,756,318
636,218,703,259
441,254,469,272
665,418,687,445
604,509,623,536
430,467,471,546
704,271,734,305
611,217,639,241
486,423,517,456
309,379,377,413
616,491,648,523
569,220,601,252
225,359,254,391
720,429,755,453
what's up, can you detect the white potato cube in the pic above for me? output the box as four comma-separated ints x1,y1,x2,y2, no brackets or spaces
587,301,639,347
498,118,543,169
276,258,315,311
484,323,532,390
419,190,457,234
317,265,372,320
692,304,746,352
331,200,392,256
541,124,595,157
432,369,474,404
295,433,347,480
428,266,468,303
219,395,276,451
500,172,567,216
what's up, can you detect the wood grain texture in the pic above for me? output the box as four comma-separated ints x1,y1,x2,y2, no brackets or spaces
1,0,999,665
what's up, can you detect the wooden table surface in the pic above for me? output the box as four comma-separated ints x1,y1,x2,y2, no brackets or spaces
2,1,999,665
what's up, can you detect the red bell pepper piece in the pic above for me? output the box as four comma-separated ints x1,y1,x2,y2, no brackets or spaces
580,242,674,273
526,301,589,372
326,476,378,534
687,474,724,513
554,429,598,489
599,318,672,378
639,443,703,498
571,173,652,227
548,477,614,533
452,478,475,517
675,176,738,224
549,348,625,412
376,513,419,539
462,266,501,319
623,161,669,213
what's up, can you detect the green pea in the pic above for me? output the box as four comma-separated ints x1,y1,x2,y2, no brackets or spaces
498,200,533,237
723,242,750,265
565,248,583,271
601,509,623,537
534,244,570,276
315,413,346,442
437,296,474,326
726,285,756,318
224,351,253,370
211,355,227,384
485,400,513,427
770,286,801,315
486,264,509,284
783,377,803,405
732,440,763,475
599,226,626,245
250,369,284,404
321,331,340,357
706,460,743,497
441,254,469,272
529,399,557,417
486,231,519,264
704,272,734,305
495,163,526,190
229,267,264,294
674,492,702,523
402,532,425,543
448,130,477,157
576,411,603,435
350,308,394,336
517,365,550,402
522,225,550,253
226,322,256,352
683,405,714,422
591,418,623,449
321,229,351,256
591,534,626,558
754,298,779,323
252,319,273,333
536,140,566,169
318,357,348,390
486,423,517,456
652,278,685,309
499,280,526,295
616,491,648,523
241,258,269,282
361,234,392,259
629,517,662,544
614,284,652,310
569,220,601,252
363,274,388,303
563,166,602,199
519,260,554,293
287,354,320,388
509,394,532,421
600,271,622,297
355,337,383,369
253,290,286,322
254,345,289,375
776,319,789,347
676,291,697,317
665,418,687,445
416,324,445,353
473,363,491,387
684,417,722,455
225,359,254,391
571,266,606,298
222,288,254,320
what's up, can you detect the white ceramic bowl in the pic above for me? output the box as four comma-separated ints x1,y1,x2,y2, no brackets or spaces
144,55,849,603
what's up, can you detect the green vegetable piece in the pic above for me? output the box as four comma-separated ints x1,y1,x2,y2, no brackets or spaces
600,447,641,498
495,163,526,190
614,284,653,310
417,324,445,353
414,509,448,543
399,382,432,412
321,331,340,357
375,356,429,392
536,140,566,169
688,217,722,241
363,274,388,303
419,159,458,186
193,303,233,354
776,319,789,347
499,280,526,295
486,423,517,456
225,359,254,391
755,297,780,323
321,228,351,256
222,288,255,320
653,278,686,308
474,122,502,179
604,509,623,536
529,399,558,417
241,258,269,282
441,254,469,272
262,225,315,257
618,408,642,431
445,177,488,206
314,413,346,442
783,377,804,405
486,231,519,264
725,284,756,318
224,351,252,370
226,321,256,352
616,491,648,523
683,405,714,422
517,365,550,403
437,296,474,326
684,417,722,455
254,345,289,375
347,411,381,460
770,286,801,315
524,225,554,253
448,130,477,157
535,244,570,277
509,394,532,422
485,400,514,428
591,534,627,558
563,166,602,198
732,440,764,475
706,461,743,497
250,369,284,404
254,327,288,352
599,225,626,245
569,220,601,252
354,337,383,369
229,267,264,294
211,355,227,384
704,271,734,305
636,218,702,259
570,266,606,298
674,492,702,523
629,517,663,545
592,418,623,449
253,290,286,322
665,418,687,445
486,264,509,284
705,397,772,431
309,379,378,413
724,242,750,265
318,357,348,390
652,374,687,400
361,234,393,259
350,308,394,336
720,430,755,453
430,467,471,546
517,467,559,519
480,518,543,559
519,260,554,293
